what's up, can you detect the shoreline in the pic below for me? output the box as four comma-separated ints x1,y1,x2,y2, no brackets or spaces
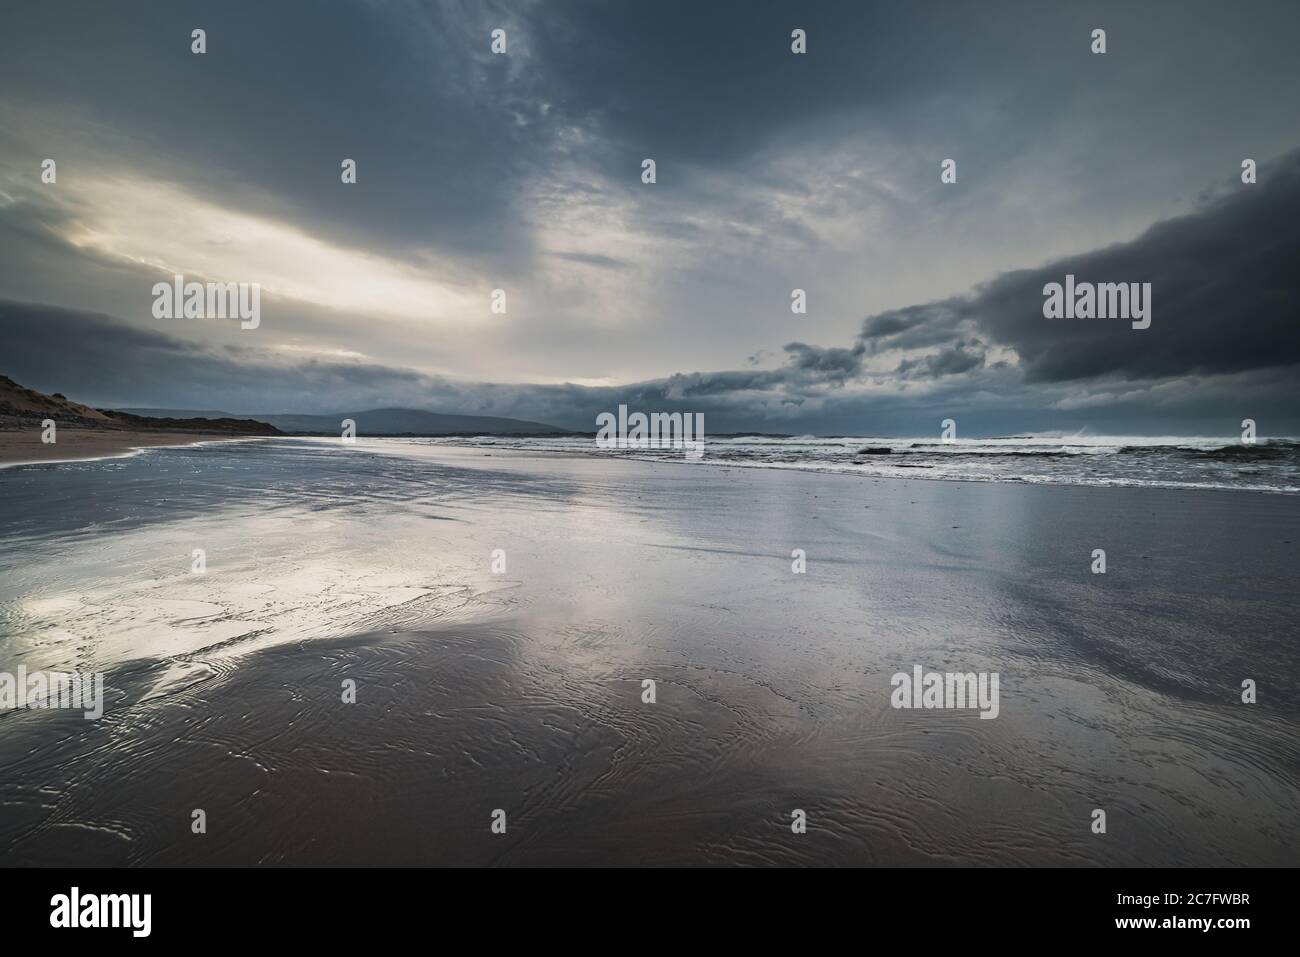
0,429,269,469
280,434,1300,496
7,430,1297,496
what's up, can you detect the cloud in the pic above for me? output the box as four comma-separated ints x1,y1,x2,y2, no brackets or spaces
3,1,1300,435
549,251,628,270
895,341,986,379
859,301,976,354
781,341,866,382
4,149,1300,434
57,176,482,322
969,150,1300,382
833,149,1300,390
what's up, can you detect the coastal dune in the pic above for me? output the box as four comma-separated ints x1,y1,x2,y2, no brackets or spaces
0,374,280,466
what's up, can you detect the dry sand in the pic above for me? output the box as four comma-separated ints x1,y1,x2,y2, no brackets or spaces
0,428,255,467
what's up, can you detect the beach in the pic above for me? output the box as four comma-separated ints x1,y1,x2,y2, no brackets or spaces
0,438,1296,865
0,428,259,468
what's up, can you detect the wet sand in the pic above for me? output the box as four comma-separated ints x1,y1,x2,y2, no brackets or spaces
0,428,257,467
0,438,1296,865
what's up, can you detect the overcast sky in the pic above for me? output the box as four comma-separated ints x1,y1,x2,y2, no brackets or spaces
2,0,1298,434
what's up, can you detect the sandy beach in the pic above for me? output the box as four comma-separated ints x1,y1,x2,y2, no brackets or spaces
0,429,259,468
0,437,1296,866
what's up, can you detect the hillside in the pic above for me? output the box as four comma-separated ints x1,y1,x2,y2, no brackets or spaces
0,376,280,435
0,374,121,427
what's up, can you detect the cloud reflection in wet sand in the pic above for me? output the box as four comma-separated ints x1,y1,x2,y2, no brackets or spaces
0,438,1296,865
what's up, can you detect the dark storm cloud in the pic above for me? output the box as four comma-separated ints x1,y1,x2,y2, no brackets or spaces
658,368,786,398
859,301,974,354
895,341,985,379
0,299,425,400
0,0,555,270
781,341,866,382
527,0,1130,170
5,0,1266,273
839,149,1300,386
969,149,1300,382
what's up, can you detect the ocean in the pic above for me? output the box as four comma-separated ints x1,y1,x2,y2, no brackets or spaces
424,434,1300,494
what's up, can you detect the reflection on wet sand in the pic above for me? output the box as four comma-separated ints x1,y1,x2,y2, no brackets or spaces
1,438,1297,865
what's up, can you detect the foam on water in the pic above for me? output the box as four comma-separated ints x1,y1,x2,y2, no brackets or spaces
415,434,1300,493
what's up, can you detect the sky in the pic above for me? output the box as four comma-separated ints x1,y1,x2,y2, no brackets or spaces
1,0,1298,435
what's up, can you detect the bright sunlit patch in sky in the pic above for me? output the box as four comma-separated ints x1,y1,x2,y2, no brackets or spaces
59,176,482,322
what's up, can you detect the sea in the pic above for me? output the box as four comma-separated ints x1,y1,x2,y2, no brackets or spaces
414,434,1300,494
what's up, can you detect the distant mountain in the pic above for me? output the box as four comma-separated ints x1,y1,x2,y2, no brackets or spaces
121,406,569,436
117,408,242,420
257,408,568,435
